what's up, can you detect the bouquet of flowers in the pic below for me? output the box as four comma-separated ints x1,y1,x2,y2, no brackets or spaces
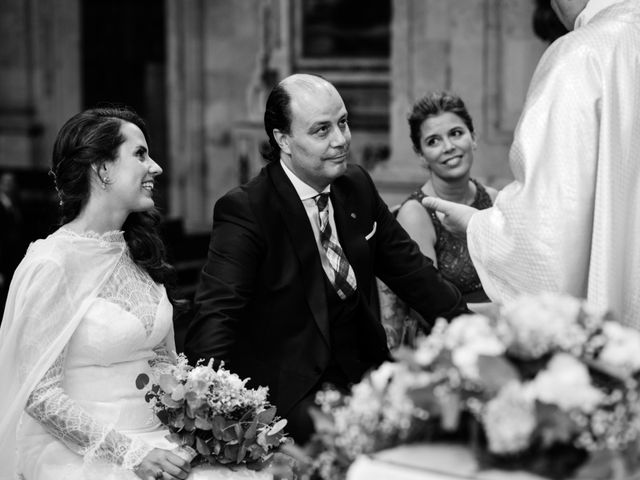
136,355,289,470
305,293,640,480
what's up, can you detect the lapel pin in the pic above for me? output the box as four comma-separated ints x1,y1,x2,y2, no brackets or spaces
350,213,357,219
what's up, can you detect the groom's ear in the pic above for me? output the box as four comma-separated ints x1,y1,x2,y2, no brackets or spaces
273,129,291,155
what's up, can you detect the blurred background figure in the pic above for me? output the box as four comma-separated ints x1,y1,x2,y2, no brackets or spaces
0,172,26,317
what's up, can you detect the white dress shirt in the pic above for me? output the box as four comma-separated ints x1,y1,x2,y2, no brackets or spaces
467,0,640,327
280,160,343,285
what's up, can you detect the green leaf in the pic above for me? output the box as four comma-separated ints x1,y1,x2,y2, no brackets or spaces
195,436,211,456
535,401,578,447
477,355,520,393
195,414,212,430
161,393,182,409
135,373,150,390
211,439,222,456
244,418,258,440
257,406,277,425
239,409,254,423
157,409,170,425
406,384,440,414
247,443,266,460
268,419,287,436
222,425,238,443
237,442,248,463
225,444,239,462
171,411,185,429
212,415,226,440
183,414,196,432
257,430,268,450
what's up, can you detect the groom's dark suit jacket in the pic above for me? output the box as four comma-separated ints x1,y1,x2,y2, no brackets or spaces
185,162,465,417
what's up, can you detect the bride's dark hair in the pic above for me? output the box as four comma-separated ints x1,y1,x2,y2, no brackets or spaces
50,106,178,299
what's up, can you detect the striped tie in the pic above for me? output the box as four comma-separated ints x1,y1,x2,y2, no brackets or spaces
315,193,357,299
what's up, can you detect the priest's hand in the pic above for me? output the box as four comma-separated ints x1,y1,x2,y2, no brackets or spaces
421,197,477,236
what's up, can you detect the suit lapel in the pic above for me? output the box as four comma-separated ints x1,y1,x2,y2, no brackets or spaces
268,163,331,347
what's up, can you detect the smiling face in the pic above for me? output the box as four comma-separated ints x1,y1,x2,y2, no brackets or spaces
274,75,350,192
105,121,162,214
418,111,476,180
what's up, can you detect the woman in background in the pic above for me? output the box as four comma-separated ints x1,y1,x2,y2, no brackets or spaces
380,92,498,347
397,91,498,304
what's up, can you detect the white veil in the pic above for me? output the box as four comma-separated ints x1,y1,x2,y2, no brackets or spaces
0,229,125,480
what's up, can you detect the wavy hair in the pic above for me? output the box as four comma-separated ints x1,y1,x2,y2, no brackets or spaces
51,107,178,298
408,91,475,154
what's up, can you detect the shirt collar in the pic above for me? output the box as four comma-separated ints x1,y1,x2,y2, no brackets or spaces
575,0,625,28
280,159,330,201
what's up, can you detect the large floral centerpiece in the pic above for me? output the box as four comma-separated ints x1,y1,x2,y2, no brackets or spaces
136,355,289,470
305,293,640,480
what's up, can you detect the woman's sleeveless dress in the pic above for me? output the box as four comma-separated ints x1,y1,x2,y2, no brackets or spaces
406,178,493,303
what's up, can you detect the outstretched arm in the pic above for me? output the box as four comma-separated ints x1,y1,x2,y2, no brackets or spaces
185,190,264,367
421,197,478,237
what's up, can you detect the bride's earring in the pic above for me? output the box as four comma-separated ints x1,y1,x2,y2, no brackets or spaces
101,165,110,189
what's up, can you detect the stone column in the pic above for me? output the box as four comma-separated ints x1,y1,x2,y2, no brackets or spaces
166,0,266,231
0,0,80,170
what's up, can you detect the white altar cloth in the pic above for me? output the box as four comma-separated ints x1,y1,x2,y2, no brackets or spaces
347,444,548,480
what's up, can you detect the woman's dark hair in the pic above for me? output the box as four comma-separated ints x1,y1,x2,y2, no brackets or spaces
50,106,177,295
408,91,475,153
262,81,292,162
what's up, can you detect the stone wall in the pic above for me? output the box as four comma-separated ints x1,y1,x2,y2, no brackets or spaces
372,0,548,206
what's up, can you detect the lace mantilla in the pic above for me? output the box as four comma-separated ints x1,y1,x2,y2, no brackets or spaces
21,228,170,472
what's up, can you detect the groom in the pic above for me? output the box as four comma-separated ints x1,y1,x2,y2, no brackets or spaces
185,74,467,443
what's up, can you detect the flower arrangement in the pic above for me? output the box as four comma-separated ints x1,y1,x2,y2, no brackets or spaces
136,355,289,470
305,293,640,480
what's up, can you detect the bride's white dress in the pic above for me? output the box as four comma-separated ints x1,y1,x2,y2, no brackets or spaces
15,230,269,480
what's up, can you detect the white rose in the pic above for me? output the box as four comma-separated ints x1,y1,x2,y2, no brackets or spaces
528,353,603,412
598,321,640,375
500,293,588,358
482,381,536,454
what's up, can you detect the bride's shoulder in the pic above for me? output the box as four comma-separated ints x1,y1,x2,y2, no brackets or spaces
17,230,78,275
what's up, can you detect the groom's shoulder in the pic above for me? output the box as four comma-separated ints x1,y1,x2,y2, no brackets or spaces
335,163,377,193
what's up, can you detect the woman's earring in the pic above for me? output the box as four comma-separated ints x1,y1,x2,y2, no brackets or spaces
101,176,110,189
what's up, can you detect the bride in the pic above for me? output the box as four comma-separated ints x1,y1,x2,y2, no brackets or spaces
0,107,270,480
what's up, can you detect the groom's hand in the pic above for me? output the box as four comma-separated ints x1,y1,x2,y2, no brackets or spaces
422,197,477,236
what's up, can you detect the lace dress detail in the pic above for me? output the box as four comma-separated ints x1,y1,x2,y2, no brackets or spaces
408,179,493,301
98,249,162,338
24,347,153,469
58,227,126,248
22,229,171,472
